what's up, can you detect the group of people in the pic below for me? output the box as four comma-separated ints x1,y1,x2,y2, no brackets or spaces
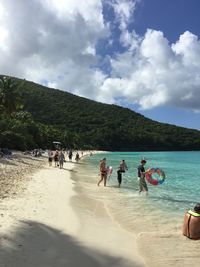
98,157,200,240
98,158,149,195
48,150,66,169
48,149,82,168
66,150,81,162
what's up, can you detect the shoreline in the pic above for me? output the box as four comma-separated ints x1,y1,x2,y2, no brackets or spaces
71,161,145,267
0,151,145,267
71,152,200,267
2,151,200,267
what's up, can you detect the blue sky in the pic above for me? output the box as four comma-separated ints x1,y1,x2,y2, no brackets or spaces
134,0,200,43
0,0,200,130
98,0,200,129
135,0,200,129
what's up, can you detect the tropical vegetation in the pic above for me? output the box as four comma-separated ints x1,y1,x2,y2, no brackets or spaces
1,75,200,151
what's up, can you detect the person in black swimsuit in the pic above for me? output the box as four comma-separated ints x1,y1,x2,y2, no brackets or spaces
98,158,107,187
137,159,149,195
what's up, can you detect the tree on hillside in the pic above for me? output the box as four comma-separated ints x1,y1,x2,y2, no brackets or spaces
0,76,23,115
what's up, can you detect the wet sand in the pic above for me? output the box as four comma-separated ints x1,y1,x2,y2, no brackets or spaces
2,151,198,267
71,155,200,267
0,151,145,267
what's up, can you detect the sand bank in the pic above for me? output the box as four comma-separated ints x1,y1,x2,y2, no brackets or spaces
0,152,145,267
0,152,46,199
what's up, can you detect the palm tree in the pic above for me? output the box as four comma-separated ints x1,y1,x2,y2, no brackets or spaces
0,76,23,115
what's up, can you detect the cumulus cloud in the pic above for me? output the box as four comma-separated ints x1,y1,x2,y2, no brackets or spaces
0,0,108,99
109,0,138,30
99,29,200,111
0,1,200,112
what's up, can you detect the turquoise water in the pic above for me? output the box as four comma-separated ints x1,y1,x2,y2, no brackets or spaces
76,151,200,234
71,151,200,265
85,152,200,213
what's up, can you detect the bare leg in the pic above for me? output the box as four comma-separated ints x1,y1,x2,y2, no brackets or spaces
139,181,142,194
104,175,107,187
98,176,103,186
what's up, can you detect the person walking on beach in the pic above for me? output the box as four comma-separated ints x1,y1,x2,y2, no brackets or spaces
75,152,80,163
98,158,107,187
68,150,73,161
54,150,59,167
48,149,53,166
117,160,128,187
59,151,65,169
137,159,149,195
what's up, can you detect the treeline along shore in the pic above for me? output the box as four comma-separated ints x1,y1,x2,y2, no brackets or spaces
1,75,200,151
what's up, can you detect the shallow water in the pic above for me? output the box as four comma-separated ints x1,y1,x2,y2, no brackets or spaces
74,152,200,233
72,152,200,267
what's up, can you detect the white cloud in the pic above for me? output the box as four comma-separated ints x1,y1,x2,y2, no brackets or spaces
0,0,108,99
0,1,200,112
100,29,200,111
106,0,139,31
0,3,9,52
172,31,200,68
113,0,136,30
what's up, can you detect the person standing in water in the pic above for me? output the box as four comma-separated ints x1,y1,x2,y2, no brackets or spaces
98,158,107,187
117,160,128,187
137,159,149,195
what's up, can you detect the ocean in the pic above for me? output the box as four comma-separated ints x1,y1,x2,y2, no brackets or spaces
72,151,200,235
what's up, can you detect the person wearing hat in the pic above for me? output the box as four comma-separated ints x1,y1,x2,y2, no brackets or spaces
137,159,149,195
98,158,107,186
182,203,200,239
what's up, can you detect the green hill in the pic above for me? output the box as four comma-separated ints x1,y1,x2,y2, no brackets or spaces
1,75,200,151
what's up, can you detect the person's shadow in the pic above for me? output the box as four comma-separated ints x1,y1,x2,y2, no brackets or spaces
0,220,142,267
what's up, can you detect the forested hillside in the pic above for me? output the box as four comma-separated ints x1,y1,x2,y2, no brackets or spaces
1,75,200,151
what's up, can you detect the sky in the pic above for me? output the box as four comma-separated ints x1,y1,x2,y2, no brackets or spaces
0,0,200,130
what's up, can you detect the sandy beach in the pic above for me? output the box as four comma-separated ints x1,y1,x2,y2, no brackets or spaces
0,152,145,267
1,151,200,267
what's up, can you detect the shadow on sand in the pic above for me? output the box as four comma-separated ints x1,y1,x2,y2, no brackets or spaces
0,220,142,267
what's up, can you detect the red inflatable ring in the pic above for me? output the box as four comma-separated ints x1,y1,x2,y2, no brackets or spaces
145,167,166,186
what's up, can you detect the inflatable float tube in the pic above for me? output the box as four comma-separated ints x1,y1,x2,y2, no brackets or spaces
145,167,166,185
